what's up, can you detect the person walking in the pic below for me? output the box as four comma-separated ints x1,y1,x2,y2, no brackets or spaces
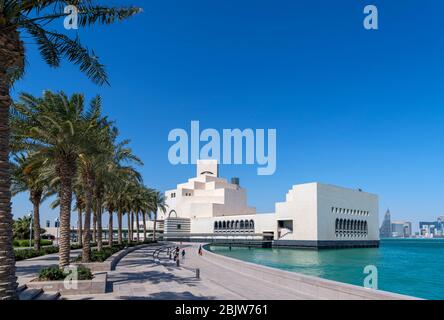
198,245,202,256
181,249,186,260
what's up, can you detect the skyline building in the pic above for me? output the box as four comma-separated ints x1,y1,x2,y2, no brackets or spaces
379,209,392,238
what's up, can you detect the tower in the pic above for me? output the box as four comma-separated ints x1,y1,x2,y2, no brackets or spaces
379,209,392,238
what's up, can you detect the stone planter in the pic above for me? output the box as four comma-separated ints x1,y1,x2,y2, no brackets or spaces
27,272,107,296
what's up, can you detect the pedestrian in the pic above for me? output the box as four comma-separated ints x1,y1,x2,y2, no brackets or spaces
198,245,202,256
181,249,186,259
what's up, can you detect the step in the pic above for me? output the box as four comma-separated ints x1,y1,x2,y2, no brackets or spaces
19,288,43,300
17,284,27,293
35,292,61,300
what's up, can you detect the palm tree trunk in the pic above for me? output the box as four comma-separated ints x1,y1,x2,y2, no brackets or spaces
92,210,97,243
58,159,75,267
77,208,83,246
117,209,123,244
136,211,140,242
126,212,131,242
0,74,19,299
130,212,134,242
108,210,113,247
143,212,147,241
81,173,93,263
30,191,42,252
153,212,157,242
96,199,103,251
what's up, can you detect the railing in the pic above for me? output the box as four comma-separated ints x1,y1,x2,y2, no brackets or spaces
278,228,293,239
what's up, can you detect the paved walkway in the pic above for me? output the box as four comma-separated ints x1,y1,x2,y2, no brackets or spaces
67,243,312,300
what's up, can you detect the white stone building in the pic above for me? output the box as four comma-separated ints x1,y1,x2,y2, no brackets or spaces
159,160,379,248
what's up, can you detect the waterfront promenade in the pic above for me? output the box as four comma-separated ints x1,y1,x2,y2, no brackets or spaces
67,243,312,300
15,243,416,300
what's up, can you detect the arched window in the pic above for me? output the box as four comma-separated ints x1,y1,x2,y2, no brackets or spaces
240,220,244,229
230,220,234,229
235,220,239,229
222,221,226,229
346,220,350,236
364,221,368,235
250,220,254,231
214,221,218,230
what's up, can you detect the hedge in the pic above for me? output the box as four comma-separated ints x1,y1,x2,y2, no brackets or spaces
13,239,53,247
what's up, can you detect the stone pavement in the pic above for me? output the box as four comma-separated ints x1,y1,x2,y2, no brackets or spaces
67,243,313,300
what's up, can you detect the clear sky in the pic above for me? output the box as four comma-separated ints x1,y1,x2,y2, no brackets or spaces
11,0,444,231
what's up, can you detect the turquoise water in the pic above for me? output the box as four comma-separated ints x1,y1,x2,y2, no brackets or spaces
208,239,444,300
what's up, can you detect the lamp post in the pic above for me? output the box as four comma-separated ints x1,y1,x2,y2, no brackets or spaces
55,217,60,246
28,212,33,249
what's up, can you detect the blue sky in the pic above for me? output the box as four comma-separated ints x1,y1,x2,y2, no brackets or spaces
11,0,444,231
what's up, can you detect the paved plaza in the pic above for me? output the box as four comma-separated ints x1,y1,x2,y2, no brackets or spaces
62,243,312,300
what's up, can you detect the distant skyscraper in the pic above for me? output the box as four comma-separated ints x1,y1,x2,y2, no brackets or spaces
391,220,412,238
420,218,444,237
380,209,392,238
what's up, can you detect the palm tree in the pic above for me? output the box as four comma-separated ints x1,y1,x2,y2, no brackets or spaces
0,1,141,299
151,191,167,241
12,215,32,240
11,153,50,251
73,182,85,246
12,91,103,268
77,96,112,261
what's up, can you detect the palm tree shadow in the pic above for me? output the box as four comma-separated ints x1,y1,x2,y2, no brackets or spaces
106,270,200,293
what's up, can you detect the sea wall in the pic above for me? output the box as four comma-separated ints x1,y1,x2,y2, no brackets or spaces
202,245,418,300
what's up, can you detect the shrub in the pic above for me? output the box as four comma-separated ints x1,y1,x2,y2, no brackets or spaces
42,246,59,255
37,266,93,281
76,265,93,280
13,239,53,247
38,267,66,281
14,248,40,261
14,246,59,261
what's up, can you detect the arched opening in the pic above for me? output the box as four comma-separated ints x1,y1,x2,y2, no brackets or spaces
168,210,177,218
250,220,254,231
346,220,350,236
214,221,218,231
235,220,239,230
240,220,244,229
